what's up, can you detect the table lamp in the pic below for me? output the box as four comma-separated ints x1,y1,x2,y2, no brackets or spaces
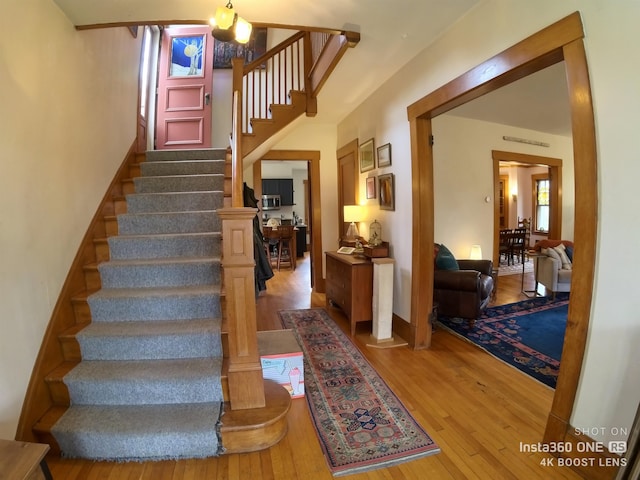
343,205,364,245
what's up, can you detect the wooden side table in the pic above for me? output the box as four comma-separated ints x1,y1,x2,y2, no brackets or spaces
0,439,52,480
325,251,373,335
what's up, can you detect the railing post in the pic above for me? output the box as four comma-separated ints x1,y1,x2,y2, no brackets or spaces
218,207,266,410
303,31,317,116
231,58,245,207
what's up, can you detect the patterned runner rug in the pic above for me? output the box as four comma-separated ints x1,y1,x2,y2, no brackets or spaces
437,293,569,388
279,308,440,476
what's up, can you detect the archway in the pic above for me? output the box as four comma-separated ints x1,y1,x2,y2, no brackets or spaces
407,12,596,446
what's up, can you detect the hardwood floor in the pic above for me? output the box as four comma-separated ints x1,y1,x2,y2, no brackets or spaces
46,254,582,479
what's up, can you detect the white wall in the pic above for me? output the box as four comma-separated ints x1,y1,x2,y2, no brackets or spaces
432,114,574,259
337,0,640,444
0,0,141,438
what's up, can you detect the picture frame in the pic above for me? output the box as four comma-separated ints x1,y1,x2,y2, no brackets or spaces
359,138,375,173
213,28,268,69
377,143,392,167
378,173,395,210
366,176,376,199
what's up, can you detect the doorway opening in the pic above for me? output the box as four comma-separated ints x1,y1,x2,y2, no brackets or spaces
407,12,597,447
252,150,323,292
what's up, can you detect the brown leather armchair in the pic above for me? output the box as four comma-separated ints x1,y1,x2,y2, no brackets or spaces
434,259,495,326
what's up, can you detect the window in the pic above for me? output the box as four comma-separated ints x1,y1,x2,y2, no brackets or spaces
532,175,550,233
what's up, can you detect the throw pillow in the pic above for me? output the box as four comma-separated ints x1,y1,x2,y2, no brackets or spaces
542,247,562,265
553,243,573,270
435,243,459,270
565,245,574,261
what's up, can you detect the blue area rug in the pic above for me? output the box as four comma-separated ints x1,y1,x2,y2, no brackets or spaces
437,293,569,388
279,308,440,476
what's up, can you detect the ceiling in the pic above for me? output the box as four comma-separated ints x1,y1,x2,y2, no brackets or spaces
52,0,572,136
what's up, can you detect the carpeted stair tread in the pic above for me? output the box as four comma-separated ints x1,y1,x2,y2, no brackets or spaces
88,285,222,322
77,318,221,360
107,232,221,260
98,256,221,288
117,210,221,235
51,402,222,460
126,191,224,213
64,357,223,405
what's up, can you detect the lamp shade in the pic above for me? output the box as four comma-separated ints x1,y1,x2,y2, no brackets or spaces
234,16,252,44
469,244,482,260
212,4,235,29
343,205,364,223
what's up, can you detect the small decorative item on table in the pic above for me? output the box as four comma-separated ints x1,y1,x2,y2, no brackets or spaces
363,241,389,258
363,219,388,257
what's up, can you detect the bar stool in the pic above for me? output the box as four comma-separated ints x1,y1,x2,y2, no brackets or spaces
262,226,280,269
276,225,296,270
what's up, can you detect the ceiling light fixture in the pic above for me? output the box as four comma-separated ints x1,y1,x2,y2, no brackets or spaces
209,1,252,44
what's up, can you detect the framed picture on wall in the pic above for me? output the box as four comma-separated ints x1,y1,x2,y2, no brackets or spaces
213,28,267,68
359,138,375,173
377,143,392,167
366,176,376,199
378,173,395,210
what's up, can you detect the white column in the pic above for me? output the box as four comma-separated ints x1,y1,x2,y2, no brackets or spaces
371,258,395,342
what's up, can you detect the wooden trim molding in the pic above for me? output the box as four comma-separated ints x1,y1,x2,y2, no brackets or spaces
406,10,598,472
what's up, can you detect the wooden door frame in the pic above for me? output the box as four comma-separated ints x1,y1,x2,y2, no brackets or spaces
336,139,360,237
253,150,323,292
407,11,597,448
492,150,563,265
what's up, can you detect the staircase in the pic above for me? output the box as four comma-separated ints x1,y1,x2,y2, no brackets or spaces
17,26,360,459
39,150,226,459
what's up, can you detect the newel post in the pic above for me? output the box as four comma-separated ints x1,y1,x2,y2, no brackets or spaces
218,206,266,410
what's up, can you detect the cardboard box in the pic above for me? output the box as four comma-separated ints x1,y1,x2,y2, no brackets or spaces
257,330,304,398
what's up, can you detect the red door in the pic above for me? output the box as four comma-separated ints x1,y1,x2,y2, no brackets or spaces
156,26,213,149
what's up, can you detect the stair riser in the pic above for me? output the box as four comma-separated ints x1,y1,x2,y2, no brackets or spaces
50,402,222,460
64,375,222,406
98,262,221,289
114,197,127,215
88,294,222,322
108,234,221,260
117,212,221,235
83,267,101,291
134,175,224,194
126,191,224,213
94,240,110,262
105,217,118,236
60,330,229,363
78,332,221,361
141,160,225,177
146,149,227,162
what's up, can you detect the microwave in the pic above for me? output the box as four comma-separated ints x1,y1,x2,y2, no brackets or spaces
262,194,281,210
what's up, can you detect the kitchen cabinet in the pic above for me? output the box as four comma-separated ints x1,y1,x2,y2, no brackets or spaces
262,179,294,206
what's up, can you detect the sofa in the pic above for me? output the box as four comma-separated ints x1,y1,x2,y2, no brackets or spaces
433,244,494,326
532,240,574,297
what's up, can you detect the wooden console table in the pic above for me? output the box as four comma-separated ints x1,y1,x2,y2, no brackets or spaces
0,439,52,479
325,251,373,335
